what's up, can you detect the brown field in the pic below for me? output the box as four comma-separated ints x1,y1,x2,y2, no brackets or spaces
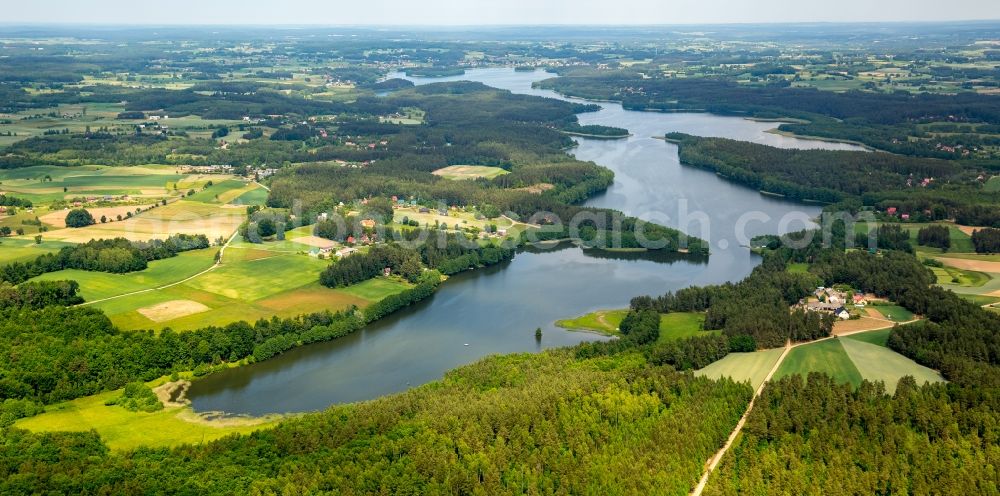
833,317,891,335
291,235,337,249
41,200,244,243
935,256,1000,273
865,307,886,319
40,205,149,228
513,183,555,194
137,299,210,322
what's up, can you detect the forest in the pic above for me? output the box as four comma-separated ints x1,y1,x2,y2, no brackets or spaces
667,133,1000,225
541,71,1000,158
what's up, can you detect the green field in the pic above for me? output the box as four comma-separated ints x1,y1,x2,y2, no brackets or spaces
15,380,275,451
555,310,715,341
555,309,628,335
844,328,892,347
657,312,719,343
186,179,256,204
696,347,785,389
959,294,1000,306
431,165,510,181
0,165,186,204
230,186,270,206
340,277,415,301
871,304,915,322
786,262,810,274
927,264,991,287
85,248,411,331
840,338,944,391
31,248,218,301
985,175,1000,192
775,339,863,387
0,237,75,264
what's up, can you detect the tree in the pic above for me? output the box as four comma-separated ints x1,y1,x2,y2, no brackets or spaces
33,235,41,244
100,215,107,223
257,218,277,238
65,209,95,228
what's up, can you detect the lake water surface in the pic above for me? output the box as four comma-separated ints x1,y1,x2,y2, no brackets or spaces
187,69,862,415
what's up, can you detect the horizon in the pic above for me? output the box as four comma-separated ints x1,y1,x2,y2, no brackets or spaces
4,0,1000,26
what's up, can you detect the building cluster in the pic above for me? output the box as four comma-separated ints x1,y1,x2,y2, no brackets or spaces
802,287,869,320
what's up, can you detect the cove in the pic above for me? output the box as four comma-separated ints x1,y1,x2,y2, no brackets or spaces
187,68,862,416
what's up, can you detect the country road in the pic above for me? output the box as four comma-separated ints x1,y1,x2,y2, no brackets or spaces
689,320,920,495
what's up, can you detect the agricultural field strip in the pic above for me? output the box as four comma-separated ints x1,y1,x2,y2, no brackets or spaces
690,322,920,496
79,230,238,306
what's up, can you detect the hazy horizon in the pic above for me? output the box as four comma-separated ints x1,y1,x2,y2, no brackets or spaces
4,0,1000,26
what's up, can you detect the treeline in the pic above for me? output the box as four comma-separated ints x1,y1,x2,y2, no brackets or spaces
917,224,951,250
542,72,1000,157
0,351,753,495
527,214,710,254
0,235,209,285
705,373,999,494
972,227,1000,253
631,255,829,348
667,132,957,203
0,194,32,208
318,244,423,288
319,235,515,288
0,284,362,406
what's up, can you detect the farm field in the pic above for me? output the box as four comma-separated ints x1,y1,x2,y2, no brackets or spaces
38,199,246,243
840,337,944,390
186,179,258,204
696,347,785,389
868,304,915,322
230,186,270,206
926,262,991,287
844,328,891,347
89,246,410,331
986,175,1000,192
0,165,188,204
431,165,510,180
657,312,719,343
774,331,944,390
0,237,74,264
15,381,275,451
31,248,218,301
555,310,717,341
774,339,863,387
393,205,517,233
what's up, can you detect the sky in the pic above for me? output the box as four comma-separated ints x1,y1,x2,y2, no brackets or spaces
2,0,998,25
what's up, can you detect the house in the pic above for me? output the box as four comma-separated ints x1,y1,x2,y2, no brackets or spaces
419,207,431,214
497,229,507,236
346,235,355,245
360,219,376,229
383,267,392,277
336,247,357,258
853,294,867,306
834,307,851,320
901,214,910,220
886,207,897,215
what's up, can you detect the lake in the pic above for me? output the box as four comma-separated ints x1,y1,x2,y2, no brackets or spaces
187,68,862,415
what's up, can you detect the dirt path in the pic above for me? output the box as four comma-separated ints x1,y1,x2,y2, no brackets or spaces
691,341,791,496
689,321,921,495
78,229,239,307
